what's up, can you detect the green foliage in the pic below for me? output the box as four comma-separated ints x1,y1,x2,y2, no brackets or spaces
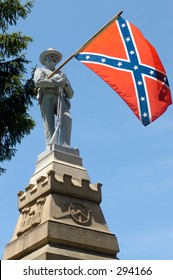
0,0,36,174
0,0,33,32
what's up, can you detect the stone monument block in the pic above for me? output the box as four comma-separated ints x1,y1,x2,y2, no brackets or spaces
3,145,119,260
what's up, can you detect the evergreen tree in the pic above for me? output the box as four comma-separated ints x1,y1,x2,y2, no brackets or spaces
0,0,36,174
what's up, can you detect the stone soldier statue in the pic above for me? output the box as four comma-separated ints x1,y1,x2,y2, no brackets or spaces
34,48,74,148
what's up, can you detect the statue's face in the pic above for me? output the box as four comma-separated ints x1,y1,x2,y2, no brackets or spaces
44,54,59,69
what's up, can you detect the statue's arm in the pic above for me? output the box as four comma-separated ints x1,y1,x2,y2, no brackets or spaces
34,68,61,88
52,70,74,98
54,70,74,99
34,68,47,85
34,68,74,98
64,80,74,99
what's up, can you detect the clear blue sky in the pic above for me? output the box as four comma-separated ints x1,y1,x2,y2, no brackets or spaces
1,0,173,260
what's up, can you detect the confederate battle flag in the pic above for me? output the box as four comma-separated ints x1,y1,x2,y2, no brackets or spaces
75,15,172,126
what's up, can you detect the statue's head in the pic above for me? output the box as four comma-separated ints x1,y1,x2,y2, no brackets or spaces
39,48,62,68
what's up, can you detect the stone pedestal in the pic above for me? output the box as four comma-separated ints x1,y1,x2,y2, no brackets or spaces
3,145,119,260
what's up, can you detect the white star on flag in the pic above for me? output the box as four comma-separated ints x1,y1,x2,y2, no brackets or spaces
117,62,122,67
149,70,154,75
143,112,148,117
101,58,106,63
140,97,145,101
137,81,142,86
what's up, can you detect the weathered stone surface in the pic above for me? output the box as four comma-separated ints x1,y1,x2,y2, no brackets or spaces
4,220,119,260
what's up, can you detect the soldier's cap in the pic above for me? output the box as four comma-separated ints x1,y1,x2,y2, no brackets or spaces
39,48,62,65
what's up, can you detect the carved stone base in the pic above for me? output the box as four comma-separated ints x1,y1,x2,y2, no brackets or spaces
3,145,119,260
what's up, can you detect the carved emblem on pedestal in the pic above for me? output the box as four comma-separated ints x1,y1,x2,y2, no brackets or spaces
54,202,92,226
17,197,46,237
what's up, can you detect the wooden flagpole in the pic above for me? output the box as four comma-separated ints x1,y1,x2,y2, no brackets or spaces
34,10,123,92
